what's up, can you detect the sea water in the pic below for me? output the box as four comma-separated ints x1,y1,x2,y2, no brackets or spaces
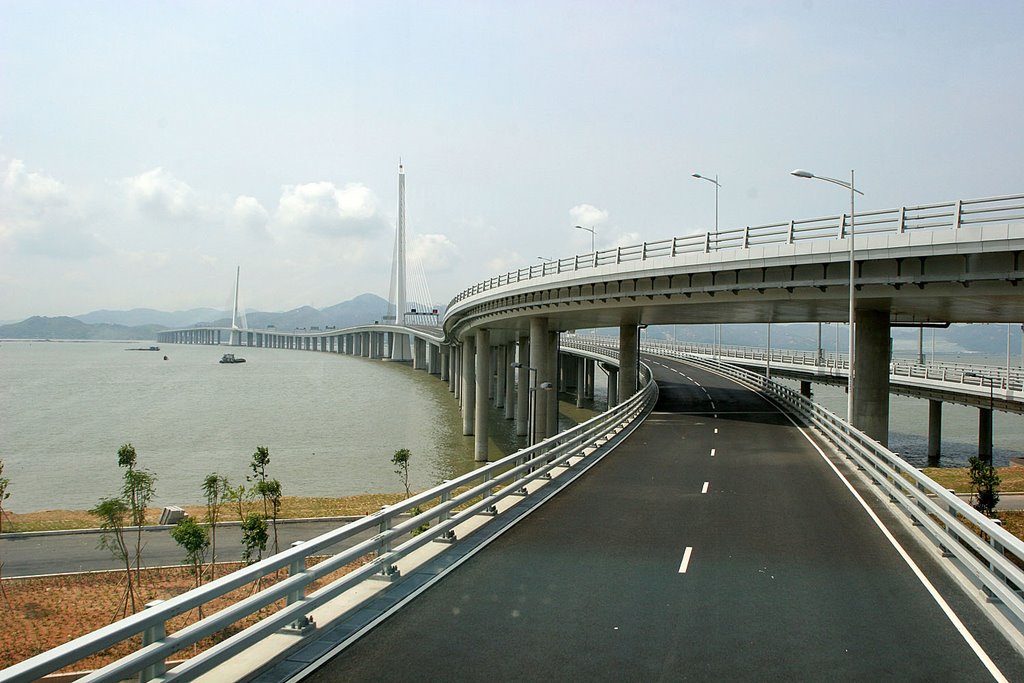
0,341,518,513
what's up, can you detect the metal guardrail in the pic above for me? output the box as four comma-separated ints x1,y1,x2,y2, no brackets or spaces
644,344,1024,637
447,193,1024,309
576,335,1024,396
0,351,657,683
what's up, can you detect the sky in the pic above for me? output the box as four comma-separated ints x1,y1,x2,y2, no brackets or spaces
1,1,1023,321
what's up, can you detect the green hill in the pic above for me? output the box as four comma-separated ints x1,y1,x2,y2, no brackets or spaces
0,316,165,341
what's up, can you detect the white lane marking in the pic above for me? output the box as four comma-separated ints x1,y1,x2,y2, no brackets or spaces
710,401,716,410
678,546,694,574
701,482,710,494
714,428,719,434
780,411,1009,683
710,448,716,457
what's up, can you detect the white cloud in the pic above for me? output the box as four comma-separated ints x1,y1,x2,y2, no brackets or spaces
0,158,105,258
122,167,200,220
3,158,67,209
569,203,609,228
273,181,387,237
408,233,459,273
613,231,642,248
229,195,271,238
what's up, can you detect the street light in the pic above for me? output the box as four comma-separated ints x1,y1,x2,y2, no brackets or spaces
574,225,596,254
691,173,721,231
791,168,864,427
511,361,541,445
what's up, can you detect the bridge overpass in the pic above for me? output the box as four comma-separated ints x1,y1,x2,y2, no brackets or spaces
8,192,1024,680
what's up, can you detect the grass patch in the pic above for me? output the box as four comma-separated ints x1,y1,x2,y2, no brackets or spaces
3,494,408,533
920,467,1024,494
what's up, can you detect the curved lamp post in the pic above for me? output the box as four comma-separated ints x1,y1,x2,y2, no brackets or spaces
691,173,721,231
791,169,864,426
573,225,596,254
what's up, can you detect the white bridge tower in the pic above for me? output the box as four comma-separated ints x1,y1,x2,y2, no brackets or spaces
387,162,413,360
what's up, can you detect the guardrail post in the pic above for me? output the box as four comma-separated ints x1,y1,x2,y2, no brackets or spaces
139,600,166,683
285,541,315,631
377,508,400,579
986,520,1007,603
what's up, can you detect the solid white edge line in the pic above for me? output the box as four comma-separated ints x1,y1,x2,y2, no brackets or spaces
701,482,710,494
678,546,693,573
781,411,1009,683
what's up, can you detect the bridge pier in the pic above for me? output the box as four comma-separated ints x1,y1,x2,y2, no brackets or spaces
979,407,994,463
547,331,559,438
516,335,530,436
852,309,891,446
576,356,585,408
530,318,550,441
495,345,507,409
928,399,943,465
585,358,595,399
619,324,638,404
462,337,476,436
607,364,619,408
504,343,516,419
800,380,812,398
474,329,490,461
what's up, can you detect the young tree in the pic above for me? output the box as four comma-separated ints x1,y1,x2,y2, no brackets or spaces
202,474,229,579
249,446,282,554
240,513,268,565
171,516,210,590
91,496,137,619
969,456,1001,517
118,443,157,584
0,459,11,607
225,482,249,522
392,448,412,498
254,478,283,554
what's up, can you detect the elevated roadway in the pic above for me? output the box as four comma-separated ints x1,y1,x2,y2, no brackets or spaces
297,355,1024,681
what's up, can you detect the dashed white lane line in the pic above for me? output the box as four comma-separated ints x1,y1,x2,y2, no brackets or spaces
710,448,716,457
678,547,694,574
714,428,719,434
701,482,710,494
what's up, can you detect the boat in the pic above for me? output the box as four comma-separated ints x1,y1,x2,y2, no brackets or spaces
219,353,246,364
126,346,161,351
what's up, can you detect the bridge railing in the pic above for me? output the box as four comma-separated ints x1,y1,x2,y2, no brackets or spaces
449,192,1024,308
647,346,1024,637
626,337,1024,394
1,352,656,683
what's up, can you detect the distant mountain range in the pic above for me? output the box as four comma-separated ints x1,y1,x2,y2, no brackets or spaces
1,295,1018,356
0,293,425,341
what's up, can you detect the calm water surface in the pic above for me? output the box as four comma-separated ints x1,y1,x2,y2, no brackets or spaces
1,341,518,513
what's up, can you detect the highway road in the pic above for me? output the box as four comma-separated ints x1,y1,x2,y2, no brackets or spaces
301,355,1024,681
0,519,367,577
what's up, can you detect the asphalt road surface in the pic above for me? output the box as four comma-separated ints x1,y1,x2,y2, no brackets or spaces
301,355,1024,682
1,519,368,577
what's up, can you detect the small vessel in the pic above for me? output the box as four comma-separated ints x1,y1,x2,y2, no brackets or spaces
219,353,246,364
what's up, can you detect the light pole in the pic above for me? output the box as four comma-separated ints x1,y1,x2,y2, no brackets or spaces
691,173,721,231
791,169,863,426
573,225,596,254
511,362,540,445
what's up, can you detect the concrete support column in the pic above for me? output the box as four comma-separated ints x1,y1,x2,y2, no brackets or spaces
516,336,530,436
618,324,638,405
474,329,490,461
928,399,943,464
608,366,619,408
853,308,891,446
453,346,461,400
495,345,507,409
504,343,516,420
547,331,559,438
440,346,450,381
462,337,476,435
585,358,595,399
979,408,993,463
576,356,586,408
529,319,549,441
800,381,812,398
